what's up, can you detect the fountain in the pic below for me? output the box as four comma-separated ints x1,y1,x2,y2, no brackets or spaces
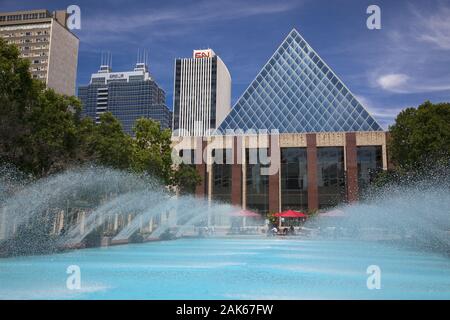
0,165,449,299
305,168,450,254
0,165,235,255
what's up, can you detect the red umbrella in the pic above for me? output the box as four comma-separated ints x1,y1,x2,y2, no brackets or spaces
273,210,307,218
230,210,261,218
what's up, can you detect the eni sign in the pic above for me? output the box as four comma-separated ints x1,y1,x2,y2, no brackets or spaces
109,73,125,79
193,49,215,59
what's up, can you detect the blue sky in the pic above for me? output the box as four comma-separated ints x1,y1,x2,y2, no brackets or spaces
3,0,450,128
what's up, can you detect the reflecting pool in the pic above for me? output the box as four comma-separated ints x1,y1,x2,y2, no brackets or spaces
1,237,449,299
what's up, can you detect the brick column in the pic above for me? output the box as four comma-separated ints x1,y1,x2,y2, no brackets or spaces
306,133,318,212
268,135,280,214
385,132,392,170
195,137,207,198
231,136,242,206
345,132,358,203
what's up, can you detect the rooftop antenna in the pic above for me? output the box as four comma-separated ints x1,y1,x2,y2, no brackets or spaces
98,51,113,73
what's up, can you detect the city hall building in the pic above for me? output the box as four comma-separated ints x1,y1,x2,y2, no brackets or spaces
173,29,389,214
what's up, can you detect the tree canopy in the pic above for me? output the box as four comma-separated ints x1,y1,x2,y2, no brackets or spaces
388,101,450,169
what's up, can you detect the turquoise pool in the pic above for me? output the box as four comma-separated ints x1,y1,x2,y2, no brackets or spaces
0,238,449,299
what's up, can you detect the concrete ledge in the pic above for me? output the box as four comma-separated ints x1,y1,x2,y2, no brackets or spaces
63,242,85,249
145,237,162,242
101,236,112,247
110,239,129,246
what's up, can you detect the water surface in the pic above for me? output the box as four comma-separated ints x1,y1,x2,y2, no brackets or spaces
1,238,449,299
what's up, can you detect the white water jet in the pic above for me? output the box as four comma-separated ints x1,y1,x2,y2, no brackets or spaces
113,196,179,241
307,179,450,253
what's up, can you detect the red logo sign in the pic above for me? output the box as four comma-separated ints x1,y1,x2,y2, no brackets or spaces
194,51,211,59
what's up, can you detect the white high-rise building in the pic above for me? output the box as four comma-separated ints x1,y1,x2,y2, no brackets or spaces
172,49,231,136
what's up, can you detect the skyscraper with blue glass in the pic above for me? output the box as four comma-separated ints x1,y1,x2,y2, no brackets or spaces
78,62,171,135
177,28,389,216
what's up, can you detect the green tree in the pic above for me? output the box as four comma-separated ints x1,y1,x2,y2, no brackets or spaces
0,38,85,175
85,112,133,170
131,118,202,193
131,118,173,184
0,38,37,169
24,90,82,175
172,163,202,195
388,101,450,169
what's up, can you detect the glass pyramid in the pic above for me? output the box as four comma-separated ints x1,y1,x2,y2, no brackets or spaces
217,29,382,133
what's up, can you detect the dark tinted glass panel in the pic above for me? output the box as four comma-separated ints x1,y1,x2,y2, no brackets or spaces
281,148,308,211
357,146,382,196
317,147,345,208
246,148,269,214
212,149,232,203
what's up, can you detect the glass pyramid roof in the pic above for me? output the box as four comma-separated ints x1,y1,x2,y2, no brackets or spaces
217,29,383,133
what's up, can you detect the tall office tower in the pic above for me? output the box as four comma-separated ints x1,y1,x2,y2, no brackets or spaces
78,60,172,135
172,49,231,136
0,9,79,96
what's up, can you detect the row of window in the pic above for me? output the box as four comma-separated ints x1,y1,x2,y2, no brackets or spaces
21,51,47,58
4,37,48,44
207,146,382,214
31,59,47,64
31,66,46,72
1,30,49,37
32,73,46,79
19,45,48,51
0,12,49,22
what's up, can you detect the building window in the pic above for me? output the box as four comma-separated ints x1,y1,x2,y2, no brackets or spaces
246,148,269,214
211,149,232,204
281,148,308,211
317,147,345,209
357,146,382,197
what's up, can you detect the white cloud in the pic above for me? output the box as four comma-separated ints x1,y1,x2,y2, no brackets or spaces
80,0,302,41
413,6,450,50
364,3,450,95
377,74,409,91
375,73,450,94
